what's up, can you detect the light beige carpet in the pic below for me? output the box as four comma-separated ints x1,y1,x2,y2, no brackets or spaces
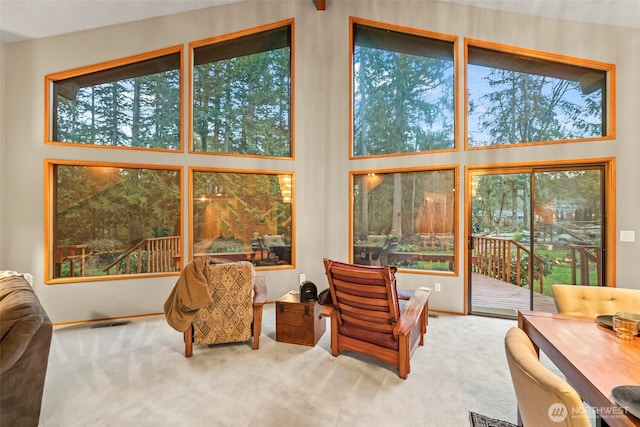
41,307,530,426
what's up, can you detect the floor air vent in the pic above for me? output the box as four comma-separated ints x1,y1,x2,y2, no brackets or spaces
91,320,130,329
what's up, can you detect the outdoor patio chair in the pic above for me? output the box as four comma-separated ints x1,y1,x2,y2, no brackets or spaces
321,258,432,379
261,234,291,264
354,234,389,266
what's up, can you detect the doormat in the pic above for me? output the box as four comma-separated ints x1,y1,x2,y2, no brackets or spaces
469,412,517,427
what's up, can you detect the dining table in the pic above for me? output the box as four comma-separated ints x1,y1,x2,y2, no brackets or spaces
518,311,640,427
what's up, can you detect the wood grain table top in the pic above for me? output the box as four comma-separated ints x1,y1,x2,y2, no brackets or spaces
519,311,640,427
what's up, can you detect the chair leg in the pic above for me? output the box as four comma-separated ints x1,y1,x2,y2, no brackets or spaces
419,307,427,346
370,253,381,266
330,316,340,357
184,326,193,358
252,305,264,350
398,335,410,379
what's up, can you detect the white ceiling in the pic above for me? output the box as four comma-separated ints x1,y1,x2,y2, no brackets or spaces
0,0,241,44
1,0,639,45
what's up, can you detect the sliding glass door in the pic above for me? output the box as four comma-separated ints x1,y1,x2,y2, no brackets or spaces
469,165,606,317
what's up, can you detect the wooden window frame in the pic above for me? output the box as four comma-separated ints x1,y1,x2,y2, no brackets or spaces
188,19,295,159
350,17,458,159
465,38,616,150
189,167,296,270
45,45,184,152
350,165,459,276
45,160,183,284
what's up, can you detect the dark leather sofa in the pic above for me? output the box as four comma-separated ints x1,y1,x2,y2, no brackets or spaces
0,274,52,427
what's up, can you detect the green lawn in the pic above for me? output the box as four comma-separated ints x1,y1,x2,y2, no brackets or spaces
531,249,599,296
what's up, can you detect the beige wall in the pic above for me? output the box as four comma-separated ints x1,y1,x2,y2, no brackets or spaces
0,41,5,264
1,0,639,323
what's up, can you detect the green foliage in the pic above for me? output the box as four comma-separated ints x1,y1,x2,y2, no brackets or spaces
468,67,603,147
55,67,180,149
59,263,72,278
152,227,172,238
206,237,245,253
397,244,419,252
352,169,455,246
54,165,180,278
116,252,144,275
192,171,291,248
86,238,121,256
192,45,291,157
509,251,554,287
353,29,455,156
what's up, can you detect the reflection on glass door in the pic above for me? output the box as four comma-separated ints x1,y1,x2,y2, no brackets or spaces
531,168,604,311
469,166,605,317
470,172,533,317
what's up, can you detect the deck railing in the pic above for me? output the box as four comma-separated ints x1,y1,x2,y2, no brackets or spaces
568,244,601,286
103,236,181,275
471,236,547,293
56,244,88,277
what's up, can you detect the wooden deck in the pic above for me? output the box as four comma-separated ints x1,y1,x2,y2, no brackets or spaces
471,272,558,317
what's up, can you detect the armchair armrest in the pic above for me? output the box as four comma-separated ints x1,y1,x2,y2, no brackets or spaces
253,275,268,306
320,304,335,318
394,287,432,337
0,315,42,374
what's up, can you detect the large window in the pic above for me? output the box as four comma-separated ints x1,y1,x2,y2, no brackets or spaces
466,40,614,148
46,161,182,282
47,47,183,151
44,23,298,284
191,169,294,267
351,18,456,158
191,20,293,157
351,167,457,273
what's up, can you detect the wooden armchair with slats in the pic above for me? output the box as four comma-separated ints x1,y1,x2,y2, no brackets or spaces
321,258,432,379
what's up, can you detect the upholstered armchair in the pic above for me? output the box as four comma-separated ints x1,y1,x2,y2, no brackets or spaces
505,327,590,427
163,258,267,357
321,258,432,379
551,284,640,318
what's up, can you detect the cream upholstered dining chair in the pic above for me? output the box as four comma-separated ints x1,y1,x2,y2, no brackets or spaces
551,284,640,318
504,327,591,427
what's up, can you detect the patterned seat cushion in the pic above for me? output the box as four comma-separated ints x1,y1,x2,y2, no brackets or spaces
193,261,255,345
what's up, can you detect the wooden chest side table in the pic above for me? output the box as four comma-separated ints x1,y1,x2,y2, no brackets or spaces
275,292,326,346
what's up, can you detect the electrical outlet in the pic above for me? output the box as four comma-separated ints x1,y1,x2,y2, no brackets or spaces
435,283,441,292
299,273,306,284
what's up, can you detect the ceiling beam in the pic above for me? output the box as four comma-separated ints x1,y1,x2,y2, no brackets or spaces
314,0,326,11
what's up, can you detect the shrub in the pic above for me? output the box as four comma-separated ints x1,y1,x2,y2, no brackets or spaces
509,251,554,286
206,237,245,253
